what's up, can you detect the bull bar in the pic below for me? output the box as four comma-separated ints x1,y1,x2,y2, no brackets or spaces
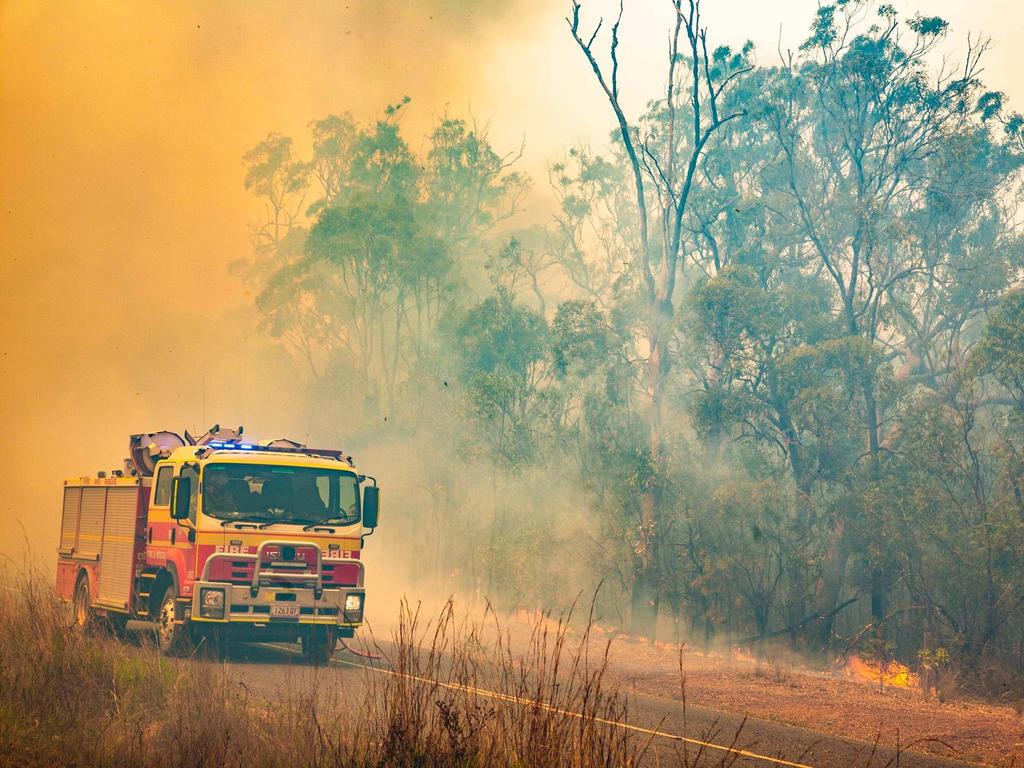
192,540,364,626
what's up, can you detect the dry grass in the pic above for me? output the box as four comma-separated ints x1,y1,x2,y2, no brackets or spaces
0,567,265,767
2,569,944,768
363,597,637,767
0,572,653,768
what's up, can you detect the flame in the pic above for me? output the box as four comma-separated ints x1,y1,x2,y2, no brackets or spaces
731,646,758,664
845,655,918,689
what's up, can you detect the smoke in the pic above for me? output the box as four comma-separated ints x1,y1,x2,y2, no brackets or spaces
0,0,548,566
2,0,1021,583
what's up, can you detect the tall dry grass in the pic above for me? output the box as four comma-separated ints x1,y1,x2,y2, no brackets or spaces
0,567,264,767
0,571,648,768
360,597,637,767
1,569,924,767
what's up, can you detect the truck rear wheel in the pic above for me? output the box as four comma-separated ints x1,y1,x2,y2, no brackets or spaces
156,585,192,656
301,627,335,666
72,575,95,633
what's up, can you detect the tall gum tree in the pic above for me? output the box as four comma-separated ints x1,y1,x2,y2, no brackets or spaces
762,1,988,623
568,0,751,639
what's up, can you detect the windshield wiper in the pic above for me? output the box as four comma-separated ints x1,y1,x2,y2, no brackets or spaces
220,516,274,528
301,517,350,531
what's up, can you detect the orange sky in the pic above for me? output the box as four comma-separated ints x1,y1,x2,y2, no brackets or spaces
2,0,1022,566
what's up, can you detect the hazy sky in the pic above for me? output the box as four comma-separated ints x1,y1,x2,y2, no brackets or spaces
1,0,1021,563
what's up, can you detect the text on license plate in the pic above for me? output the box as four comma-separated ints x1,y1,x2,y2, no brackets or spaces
270,604,300,618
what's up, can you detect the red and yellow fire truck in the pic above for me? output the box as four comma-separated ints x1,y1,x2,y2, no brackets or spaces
55,426,379,663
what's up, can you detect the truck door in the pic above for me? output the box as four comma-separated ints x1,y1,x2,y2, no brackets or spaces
146,462,199,600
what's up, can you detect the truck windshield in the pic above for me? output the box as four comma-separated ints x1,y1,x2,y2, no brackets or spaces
202,463,359,526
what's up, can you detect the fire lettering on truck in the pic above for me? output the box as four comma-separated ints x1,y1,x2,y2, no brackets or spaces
324,549,355,560
215,543,252,554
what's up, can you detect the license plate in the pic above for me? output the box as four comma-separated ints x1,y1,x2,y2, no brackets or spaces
270,604,300,618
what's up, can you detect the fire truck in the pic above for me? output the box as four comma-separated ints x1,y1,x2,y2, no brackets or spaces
54,426,379,664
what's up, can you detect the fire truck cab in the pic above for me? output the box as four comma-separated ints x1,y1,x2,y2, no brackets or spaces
55,427,379,664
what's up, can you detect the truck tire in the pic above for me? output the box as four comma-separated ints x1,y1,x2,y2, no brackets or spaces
105,613,130,639
156,584,192,656
72,575,95,633
301,627,335,666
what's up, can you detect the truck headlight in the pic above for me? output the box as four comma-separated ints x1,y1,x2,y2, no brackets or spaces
344,593,363,620
200,587,225,618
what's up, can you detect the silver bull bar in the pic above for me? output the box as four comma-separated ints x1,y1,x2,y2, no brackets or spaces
202,540,333,598
196,541,366,627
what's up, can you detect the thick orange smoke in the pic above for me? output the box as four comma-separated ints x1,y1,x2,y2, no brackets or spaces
2,0,1021,571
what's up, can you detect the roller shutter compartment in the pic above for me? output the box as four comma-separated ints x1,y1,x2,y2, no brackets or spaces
59,487,81,553
98,487,138,609
77,488,106,559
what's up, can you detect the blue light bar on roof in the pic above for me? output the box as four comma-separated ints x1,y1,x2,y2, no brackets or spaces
207,440,256,449
198,439,351,465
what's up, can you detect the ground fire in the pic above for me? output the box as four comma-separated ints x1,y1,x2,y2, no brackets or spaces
844,655,918,690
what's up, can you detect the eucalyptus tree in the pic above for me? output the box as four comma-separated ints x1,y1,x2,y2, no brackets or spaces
886,363,1024,684
972,291,1024,407
885,120,1023,406
244,103,526,426
453,289,554,599
760,1,996,622
243,133,310,257
306,113,359,215
425,117,528,255
567,0,753,639
546,145,634,303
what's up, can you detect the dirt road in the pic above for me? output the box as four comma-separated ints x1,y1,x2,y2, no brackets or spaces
215,641,973,768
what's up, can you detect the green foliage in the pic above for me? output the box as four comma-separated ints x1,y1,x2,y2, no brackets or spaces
551,300,614,377
917,646,951,671
973,290,1024,405
457,290,548,379
453,290,550,471
241,3,1024,679
242,133,307,199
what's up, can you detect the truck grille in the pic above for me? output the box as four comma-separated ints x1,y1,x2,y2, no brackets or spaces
205,558,360,587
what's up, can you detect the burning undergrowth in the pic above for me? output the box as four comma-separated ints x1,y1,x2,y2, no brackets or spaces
842,656,918,691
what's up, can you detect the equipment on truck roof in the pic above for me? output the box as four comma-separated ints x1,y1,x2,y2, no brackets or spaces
129,431,187,477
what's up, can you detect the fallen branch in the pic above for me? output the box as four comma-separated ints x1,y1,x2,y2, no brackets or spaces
733,595,861,646
838,604,927,658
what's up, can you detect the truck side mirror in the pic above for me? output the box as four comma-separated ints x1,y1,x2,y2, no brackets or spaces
362,485,379,530
171,476,192,521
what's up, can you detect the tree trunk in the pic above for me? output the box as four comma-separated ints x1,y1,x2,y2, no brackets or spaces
631,318,669,641
813,518,847,650
863,374,886,624
485,460,499,603
630,568,660,640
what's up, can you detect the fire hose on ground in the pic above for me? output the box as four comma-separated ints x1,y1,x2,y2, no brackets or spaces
339,639,383,661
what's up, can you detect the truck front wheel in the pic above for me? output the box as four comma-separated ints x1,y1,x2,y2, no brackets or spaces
156,585,191,656
301,627,335,665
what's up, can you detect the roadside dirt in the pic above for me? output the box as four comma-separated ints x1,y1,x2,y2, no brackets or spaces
582,627,1024,767
361,603,1022,766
